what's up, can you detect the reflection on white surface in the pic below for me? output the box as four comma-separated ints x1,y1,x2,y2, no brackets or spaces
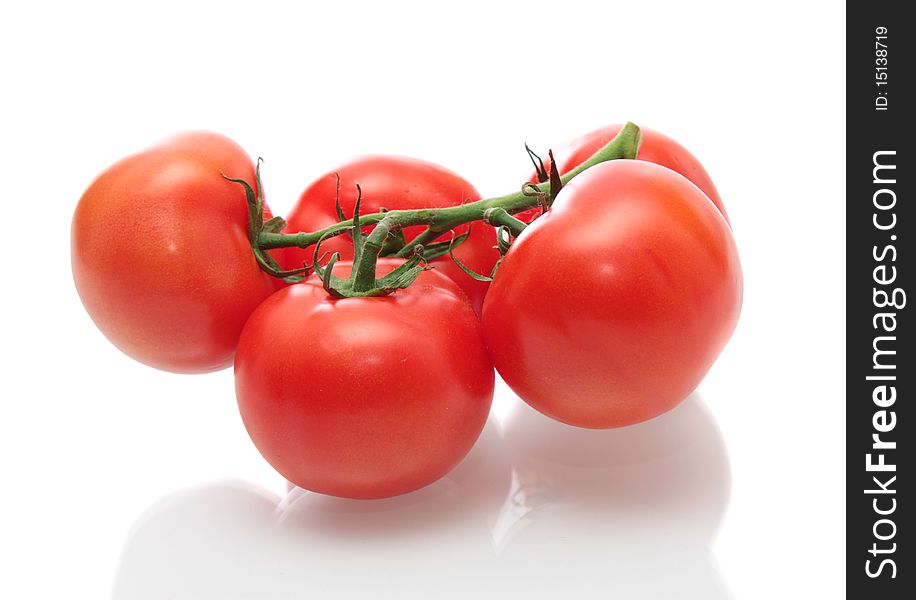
112,397,731,599
492,394,731,598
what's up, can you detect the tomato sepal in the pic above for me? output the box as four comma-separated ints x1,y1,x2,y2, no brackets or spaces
526,143,550,184
447,229,506,283
222,163,310,283
311,235,430,299
406,227,470,261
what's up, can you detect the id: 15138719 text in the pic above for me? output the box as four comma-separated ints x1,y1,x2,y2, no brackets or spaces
875,27,889,111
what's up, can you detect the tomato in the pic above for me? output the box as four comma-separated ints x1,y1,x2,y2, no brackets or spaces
72,132,282,373
276,156,498,314
234,259,494,499
524,124,729,225
482,160,741,428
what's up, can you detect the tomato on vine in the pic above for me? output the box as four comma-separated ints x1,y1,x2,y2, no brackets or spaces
483,160,741,428
71,132,285,373
235,259,494,499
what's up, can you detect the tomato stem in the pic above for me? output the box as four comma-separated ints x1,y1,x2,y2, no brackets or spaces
256,122,641,253
351,218,392,292
256,122,642,296
483,207,527,237
392,226,442,257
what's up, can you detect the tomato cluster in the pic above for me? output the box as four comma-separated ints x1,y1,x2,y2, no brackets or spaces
71,124,741,499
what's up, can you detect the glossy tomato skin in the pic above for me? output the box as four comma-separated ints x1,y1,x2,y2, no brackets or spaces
72,132,282,374
523,124,729,225
276,156,497,315
483,161,741,429
235,260,495,499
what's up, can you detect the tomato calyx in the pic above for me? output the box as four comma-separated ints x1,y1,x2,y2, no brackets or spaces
309,193,432,298
223,161,310,283
446,207,526,283
313,245,430,299
447,228,503,284
522,148,565,214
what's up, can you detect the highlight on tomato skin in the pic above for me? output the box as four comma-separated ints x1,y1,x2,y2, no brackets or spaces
483,160,742,429
234,260,495,499
525,124,729,226
71,131,283,374
276,155,499,315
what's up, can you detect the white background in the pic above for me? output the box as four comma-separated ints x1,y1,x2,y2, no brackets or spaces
0,1,845,598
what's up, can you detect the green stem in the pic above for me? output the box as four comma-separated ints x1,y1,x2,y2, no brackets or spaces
257,122,641,252
351,220,391,292
483,208,527,237
393,226,442,257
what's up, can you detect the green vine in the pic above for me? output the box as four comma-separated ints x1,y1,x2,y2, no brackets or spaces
234,122,642,297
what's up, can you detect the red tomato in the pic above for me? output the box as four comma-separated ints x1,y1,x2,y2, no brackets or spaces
72,132,282,373
276,156,498,314
235,259,494,499
483,161,741,428
524,124,729,225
